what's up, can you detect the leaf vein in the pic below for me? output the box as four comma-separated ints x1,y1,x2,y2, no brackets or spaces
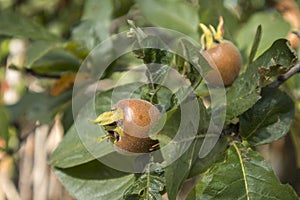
245,104,273,139
233,143,250,200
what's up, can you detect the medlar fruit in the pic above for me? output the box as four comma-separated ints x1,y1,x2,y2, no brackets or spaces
200,16,242,86
91,99,160,154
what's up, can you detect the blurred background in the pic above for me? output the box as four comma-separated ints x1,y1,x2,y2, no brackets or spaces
0,0,300,199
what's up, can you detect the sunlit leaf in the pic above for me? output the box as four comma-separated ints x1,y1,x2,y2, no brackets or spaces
195,142,298,199
137,0,199,39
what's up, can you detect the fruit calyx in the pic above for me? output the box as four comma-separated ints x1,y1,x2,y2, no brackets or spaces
90,108,124,144
200,16,224,50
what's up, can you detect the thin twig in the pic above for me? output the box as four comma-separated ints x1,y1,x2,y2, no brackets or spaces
268,61,300,88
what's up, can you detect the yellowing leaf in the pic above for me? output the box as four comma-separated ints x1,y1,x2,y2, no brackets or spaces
50,73,89,96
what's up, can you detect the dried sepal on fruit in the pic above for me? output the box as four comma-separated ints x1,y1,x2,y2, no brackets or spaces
200,16,242,86
90,99,160,154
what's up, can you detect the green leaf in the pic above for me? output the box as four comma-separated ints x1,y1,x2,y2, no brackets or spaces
13,41,81,74
198,0,239,41
255,39,297,80
240,87,294,146
50,83,143,168
226,39,297,122
137,0,199,39
236,12,290,59
72,20,111,51
188,136,227,178
64,42,89,60
54,160,135,200
154,106,181,147
0,38,10,63
112,0,134,18
72,0,113,50
7,91,72,124
196,142,298,200
165,138,202,200
0,10,60,41
129,25,176,102
28,49,80,74
81,0,112,21
50,90,114,168
164,98,209,199
49,124,95,168
176,38,212,88
291,113,300,168
123,173,165,200
61,103,74,132
129,24,173,66
25,41,88,72
0,107,9,148
248,25,262,65
225,67,260,123
25,41,59,67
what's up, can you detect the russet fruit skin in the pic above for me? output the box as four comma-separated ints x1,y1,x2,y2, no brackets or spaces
91,99,160,154
199,16,242,86
113,99,160,153
113,132,159,154
116,99,160,139
201,40,242,86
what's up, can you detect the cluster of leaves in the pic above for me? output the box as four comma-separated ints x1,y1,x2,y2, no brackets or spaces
1,0,300,199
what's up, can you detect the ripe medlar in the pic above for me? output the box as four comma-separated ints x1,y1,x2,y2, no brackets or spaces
200,16,242,86
91,99,160,154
